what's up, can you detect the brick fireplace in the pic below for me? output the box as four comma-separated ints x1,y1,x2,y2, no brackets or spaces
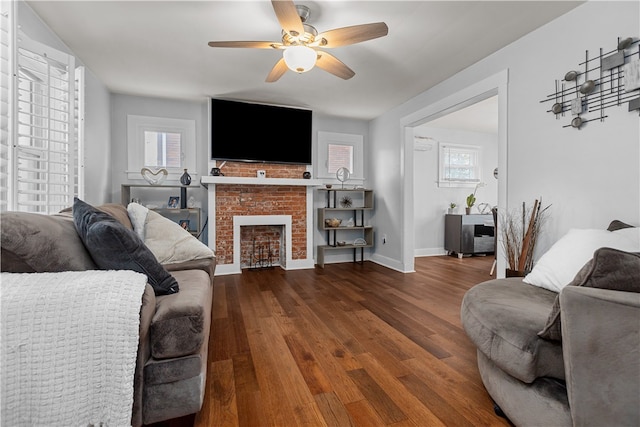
201,162,321,275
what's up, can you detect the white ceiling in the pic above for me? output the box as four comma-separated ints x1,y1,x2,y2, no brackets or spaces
26,1,582,121
422,95,499,134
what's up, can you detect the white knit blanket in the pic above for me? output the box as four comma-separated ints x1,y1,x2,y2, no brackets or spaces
1,270,147,427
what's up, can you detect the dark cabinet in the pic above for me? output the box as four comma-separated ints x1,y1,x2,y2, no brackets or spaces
445,214,495,258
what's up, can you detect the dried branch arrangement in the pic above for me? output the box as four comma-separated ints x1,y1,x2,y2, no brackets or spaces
500,199,551,273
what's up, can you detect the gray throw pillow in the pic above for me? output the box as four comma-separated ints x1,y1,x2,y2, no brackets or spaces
538,247,640,341
73,197,179,295
607,220,635,231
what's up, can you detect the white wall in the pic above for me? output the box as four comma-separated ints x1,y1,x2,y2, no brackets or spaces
413,127,498,256
370,1,640,272
18,1,112,205
109,94,208,206
312,115,370,265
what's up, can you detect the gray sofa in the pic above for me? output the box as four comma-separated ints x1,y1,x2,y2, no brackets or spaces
0,203,215,426
461,247,640,426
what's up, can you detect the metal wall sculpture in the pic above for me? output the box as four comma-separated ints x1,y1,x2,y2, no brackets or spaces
541,36,639,129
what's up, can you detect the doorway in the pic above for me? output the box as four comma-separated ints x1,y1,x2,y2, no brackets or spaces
413,96,498,257
400,70,508,275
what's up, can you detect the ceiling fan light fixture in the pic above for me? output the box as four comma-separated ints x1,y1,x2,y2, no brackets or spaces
283,45,317,73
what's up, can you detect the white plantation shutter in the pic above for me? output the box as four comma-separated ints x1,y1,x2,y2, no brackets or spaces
1,1,14,212
74,66,84,199
15,34,77,213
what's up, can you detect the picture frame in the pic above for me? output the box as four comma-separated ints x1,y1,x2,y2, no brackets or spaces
179,219,190,230
168,196,180,209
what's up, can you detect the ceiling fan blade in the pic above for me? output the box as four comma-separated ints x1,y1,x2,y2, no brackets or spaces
315,51,355,80
314,22,388,48
266,58,289,82
208,41,283,49
271,0,304,37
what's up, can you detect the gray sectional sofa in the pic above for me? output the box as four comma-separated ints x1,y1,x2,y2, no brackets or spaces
1,202,215,426
461,243,640,426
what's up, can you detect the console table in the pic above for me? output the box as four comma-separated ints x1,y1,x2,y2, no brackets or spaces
444,214,495,258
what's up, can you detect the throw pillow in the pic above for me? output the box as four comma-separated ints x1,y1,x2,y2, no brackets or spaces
522,228,640,292
142,209,214,264
127,202,149,241
607,219,635,231
73,198,179,295
538,248,640,341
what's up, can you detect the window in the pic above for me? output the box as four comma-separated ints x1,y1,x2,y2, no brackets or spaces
127,115,196,180
1,8,84,214
438,143,482,187
317,131,363,180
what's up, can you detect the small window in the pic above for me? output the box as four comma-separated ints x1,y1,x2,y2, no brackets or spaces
127,115,196,181
144,131,182,168
317,132,363,180
438,143,482,187
327,143,353,175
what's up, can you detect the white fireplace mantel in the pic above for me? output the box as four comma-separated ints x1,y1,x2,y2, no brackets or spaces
201,176,323,187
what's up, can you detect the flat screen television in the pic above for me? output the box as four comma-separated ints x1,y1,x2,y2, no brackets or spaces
210,98,312,164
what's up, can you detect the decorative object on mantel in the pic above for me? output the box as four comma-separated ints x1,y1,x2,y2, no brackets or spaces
500,199,551,277
141,167,168,185
303,171,311,179
541,36,639,129
340,196,353,208
179,169,191,186
336,167,350,189
210,161,227,176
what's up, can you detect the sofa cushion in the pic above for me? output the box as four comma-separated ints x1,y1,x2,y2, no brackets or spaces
126,205,215,265
0,212,97,273
150,268,212,359
461,278,565,383
60,203,134,230
523,228,639,293
73,198,179,295
538,248,640,341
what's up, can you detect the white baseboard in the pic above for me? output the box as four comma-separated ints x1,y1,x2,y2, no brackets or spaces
369,253,414,273
414,247,447,257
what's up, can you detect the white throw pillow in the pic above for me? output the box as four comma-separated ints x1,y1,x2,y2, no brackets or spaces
523,228,640,292
127,202,149,241
143,210,214,264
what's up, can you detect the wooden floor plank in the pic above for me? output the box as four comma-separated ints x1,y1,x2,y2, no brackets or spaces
190,255,508,427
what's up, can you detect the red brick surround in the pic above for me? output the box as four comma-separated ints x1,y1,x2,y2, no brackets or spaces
214,162,308,265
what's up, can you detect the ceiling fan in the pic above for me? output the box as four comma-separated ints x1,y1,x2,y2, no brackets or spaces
208,0,388,82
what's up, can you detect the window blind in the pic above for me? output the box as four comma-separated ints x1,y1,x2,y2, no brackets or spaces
16,34,76,213
0,2,13,212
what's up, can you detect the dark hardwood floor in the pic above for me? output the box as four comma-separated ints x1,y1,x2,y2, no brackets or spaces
189,255,507,427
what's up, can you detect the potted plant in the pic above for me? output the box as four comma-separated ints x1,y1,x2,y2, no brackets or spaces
448,202,457,214
500,199,551,276
465,194,475,214
465,182,484,214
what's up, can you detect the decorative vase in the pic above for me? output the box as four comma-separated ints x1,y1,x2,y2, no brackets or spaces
505,268,528,278
180,168,191,186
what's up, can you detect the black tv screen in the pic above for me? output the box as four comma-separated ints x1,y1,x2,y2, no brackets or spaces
211,98,312,164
